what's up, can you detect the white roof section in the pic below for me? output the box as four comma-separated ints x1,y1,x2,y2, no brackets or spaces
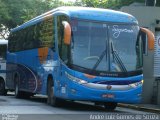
0,39,8,44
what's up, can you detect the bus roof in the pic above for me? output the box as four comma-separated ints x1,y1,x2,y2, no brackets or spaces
0,39,8,44
60,7,138,23
11,7,138,32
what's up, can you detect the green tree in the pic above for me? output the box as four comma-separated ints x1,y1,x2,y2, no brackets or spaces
0,0,10,38
2,0,50,29
80,0,145,9
156,0,160,6
1,0,158,39
0,0,51,38
0,0,73,38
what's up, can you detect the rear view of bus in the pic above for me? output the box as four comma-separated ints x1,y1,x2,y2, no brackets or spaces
0,39,8,95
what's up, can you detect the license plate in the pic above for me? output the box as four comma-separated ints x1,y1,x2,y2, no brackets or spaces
102,94,115,98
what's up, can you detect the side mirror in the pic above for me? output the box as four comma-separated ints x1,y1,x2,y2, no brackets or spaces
62,21,71,45
140,27,154,50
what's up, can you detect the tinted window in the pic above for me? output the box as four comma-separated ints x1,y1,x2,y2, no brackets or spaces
8,16,55,52
57,15,69,62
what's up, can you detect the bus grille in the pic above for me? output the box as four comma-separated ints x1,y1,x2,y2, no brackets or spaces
93,80,140,85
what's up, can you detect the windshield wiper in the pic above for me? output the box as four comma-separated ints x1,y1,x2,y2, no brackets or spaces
91,49,106,71
91,41,127,73
110,41,127,72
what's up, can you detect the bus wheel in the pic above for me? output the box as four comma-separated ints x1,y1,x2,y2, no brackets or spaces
0,79,7,95
14,76,22,98
104,102,117,111
47,78,60,106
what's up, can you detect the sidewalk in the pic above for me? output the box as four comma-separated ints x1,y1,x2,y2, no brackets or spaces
118,103,160,113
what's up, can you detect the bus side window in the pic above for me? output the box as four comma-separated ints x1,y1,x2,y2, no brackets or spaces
139,30,148,55
57,15,69,64
37,17,55,50
9,32,18,52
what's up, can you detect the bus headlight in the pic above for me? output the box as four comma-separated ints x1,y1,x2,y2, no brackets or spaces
129,80,143,88
65,72,88,84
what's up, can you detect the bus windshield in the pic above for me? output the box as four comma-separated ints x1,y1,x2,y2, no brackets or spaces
70,19,142,73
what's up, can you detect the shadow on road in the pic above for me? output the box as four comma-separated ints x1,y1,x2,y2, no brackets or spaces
29,96,123,112
6,92,123,113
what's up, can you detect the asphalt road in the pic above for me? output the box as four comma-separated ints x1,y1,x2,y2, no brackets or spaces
0,93,159,120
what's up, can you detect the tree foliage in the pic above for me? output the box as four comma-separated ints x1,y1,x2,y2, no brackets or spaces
1,0,159,39
0,0,63,38
156,0,160,6
0,0,75,38
0,0,50,29
79,0,145,9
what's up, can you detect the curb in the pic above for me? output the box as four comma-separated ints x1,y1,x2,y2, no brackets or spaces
118,103,160,113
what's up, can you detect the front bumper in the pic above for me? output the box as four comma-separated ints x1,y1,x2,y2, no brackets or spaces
67,81,142,103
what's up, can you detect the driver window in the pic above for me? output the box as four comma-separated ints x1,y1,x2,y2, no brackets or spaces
57,15,69,63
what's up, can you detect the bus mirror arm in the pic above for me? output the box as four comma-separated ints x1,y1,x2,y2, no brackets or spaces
140,27,155,50
62,21,71,45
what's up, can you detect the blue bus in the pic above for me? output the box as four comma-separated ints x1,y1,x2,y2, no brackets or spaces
6,7,154,110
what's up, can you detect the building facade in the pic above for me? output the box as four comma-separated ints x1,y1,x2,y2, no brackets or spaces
121,6,160,105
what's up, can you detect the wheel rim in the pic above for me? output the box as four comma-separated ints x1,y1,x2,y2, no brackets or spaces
104,102,117,110
51,85,54,98
0,81,4,92
0,82,3,90
15,76,19,96
47,80,54,104
50,82,54,103
15,83,18,96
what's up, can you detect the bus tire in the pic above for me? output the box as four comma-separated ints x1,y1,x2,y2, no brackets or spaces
104,102,117,111
0,79,7,95
47,77,61,107
14,75,22,98
22,92,33,99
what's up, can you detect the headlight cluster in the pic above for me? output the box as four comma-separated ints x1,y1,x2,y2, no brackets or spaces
129,80,143,88
65,72,88,84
